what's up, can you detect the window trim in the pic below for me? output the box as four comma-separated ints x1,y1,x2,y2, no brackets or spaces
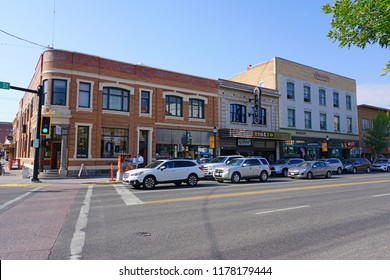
139,88,153,117
303,86,311,103
288,108,296,128
304,111,312,129
320,113,327,130
319,89,326,106
77,79,94,112
334,115,340,132
189,98,205,120
51,78,70,107
287,82,295,100
230,103,247,123
74,123,93,159
333,92,340,108
165,95,183,117
346,95,352,110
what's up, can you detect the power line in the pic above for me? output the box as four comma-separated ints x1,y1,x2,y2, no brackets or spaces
0,29,52,49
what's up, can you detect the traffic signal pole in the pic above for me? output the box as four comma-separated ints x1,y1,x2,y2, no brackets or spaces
8,85,43,182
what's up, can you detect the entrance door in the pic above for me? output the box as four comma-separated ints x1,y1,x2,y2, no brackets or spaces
50,142,61,169
139,130,149,166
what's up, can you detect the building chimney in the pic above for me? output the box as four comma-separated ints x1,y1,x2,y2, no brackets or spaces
247,64,252,70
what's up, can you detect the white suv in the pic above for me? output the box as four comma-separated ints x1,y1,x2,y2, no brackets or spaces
213,157,271,183
123,159,204,189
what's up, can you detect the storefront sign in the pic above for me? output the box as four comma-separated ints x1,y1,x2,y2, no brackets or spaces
237,138,253,147
322,142,328,152
253,131,275,138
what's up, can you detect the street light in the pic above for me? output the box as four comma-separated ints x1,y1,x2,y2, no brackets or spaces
213,127,217,158
326,135,330,158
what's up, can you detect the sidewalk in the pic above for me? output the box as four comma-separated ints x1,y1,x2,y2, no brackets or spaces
0,159,120,186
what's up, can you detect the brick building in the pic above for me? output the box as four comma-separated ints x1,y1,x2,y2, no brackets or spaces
230,57,360,160
358,104,390,159
13,49,218,177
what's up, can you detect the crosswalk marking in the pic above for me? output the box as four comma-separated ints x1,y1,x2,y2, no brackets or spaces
115,185,144,205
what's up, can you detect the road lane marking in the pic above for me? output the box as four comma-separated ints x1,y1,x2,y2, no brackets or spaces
371,193,390,198
0,187,43,211
143,179,390,205
255,205,311,215
69,185,93,260
115,185,143,205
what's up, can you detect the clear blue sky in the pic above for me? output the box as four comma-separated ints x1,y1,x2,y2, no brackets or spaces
1,0,389,122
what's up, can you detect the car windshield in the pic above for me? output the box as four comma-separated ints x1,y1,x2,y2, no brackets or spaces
274,159,287,164
210,156,227,163
227,159,244,166
374,159,388,163
144,160,164,169
297,162,313,167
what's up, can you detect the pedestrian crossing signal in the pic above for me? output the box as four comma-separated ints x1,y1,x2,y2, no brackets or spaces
40,116,51,136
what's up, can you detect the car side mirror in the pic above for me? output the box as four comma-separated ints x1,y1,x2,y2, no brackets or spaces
160,166,167,171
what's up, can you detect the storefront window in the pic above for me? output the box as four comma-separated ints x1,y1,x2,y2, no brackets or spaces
101,128,128,158
77,126,89,158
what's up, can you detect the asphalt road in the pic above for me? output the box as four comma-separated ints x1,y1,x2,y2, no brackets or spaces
1,172,390,260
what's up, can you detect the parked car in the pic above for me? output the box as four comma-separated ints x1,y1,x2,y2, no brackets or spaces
371,158,390,172
200,155,243,179
198,157,212,164
342,158,372,174
288,161,332,179
122,159,204,189
213,157,271,183
270,158,305,177
319,158,343,174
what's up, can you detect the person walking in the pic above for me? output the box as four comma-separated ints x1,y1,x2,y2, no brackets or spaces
137,153,144,168
132,155,137,169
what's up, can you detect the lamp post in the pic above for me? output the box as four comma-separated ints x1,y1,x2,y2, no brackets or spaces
326,135,330,158
213,127,217,158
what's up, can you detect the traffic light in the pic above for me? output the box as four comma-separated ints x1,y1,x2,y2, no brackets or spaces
40,116,51,136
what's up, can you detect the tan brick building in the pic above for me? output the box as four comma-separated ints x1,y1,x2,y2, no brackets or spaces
13,49,218,177
230,57,359,160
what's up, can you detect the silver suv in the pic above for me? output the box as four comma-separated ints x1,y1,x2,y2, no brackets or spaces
200,155,243,178
271,158,304,177
319,158,343,174
123,159,204,189
213,157,271,183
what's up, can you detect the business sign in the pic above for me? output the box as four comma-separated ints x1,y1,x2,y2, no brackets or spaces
253,87,262,124
237,138,253,147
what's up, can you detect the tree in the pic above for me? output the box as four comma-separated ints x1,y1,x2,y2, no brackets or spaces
363,111,390,159
322,0,390,75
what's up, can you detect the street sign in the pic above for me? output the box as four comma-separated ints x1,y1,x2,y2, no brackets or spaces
32,139,40,148
0,81,10,90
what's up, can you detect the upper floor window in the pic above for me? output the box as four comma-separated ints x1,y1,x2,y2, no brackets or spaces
288,109,296,127
78,82,91,108
165,95,183,117
140,90,151,114
42,79,48,105
333,92,339,108
320,113,327,130
230,104,247,123
346,95,352,110
304,111,312,129
103,87,129,112
304,86,311,103
319,89,326,106
189,98,205,119
287,82,295,100
362,118,370,131
52,79,67,106
334,115,340,132
347,117,353,133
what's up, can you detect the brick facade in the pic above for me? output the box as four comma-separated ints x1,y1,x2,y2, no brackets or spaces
13,49,218,176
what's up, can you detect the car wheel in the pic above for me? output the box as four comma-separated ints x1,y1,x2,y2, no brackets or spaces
231,172,241,183
352,167,357,174
337,167,342,175
187,174,198,186
282,168,288,177
366,167,371,173
143,176,156,189
326,171,332,178
307,172,313,179
259,171,268,182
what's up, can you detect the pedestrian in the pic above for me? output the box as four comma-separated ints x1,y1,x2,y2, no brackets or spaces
137,153,144,168
132,155,137,169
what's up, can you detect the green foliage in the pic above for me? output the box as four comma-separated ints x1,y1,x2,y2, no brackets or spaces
322,0,390,75
363,111,390,158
